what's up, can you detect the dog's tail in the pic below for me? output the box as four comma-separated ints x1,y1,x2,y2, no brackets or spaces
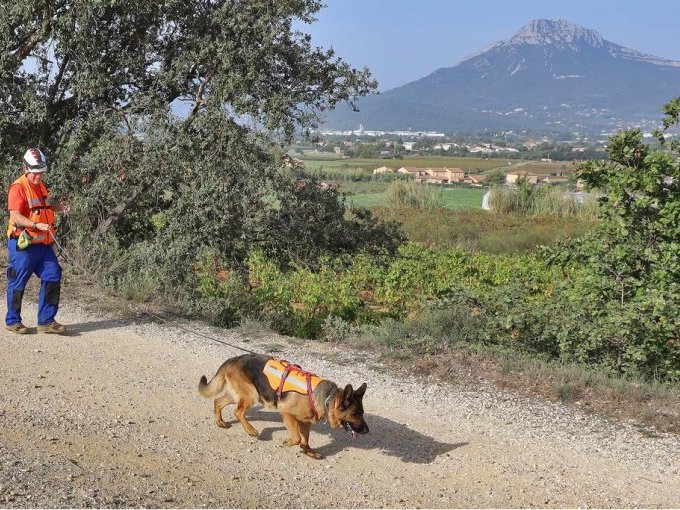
198,373,225,398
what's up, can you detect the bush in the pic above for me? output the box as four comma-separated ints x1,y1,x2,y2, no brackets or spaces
321,315,357,343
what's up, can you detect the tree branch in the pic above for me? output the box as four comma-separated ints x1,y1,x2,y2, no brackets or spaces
182,66,218,131
7,7,52,67
93,187,144,238
48,54,70,105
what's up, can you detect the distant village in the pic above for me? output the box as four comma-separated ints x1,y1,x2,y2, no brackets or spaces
297,124,615,162
372,165,585,191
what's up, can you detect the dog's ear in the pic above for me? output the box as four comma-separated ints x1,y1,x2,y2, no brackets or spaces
354,383,367,398
341,384,353,408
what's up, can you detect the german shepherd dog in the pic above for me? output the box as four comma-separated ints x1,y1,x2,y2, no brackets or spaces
198,353,369,459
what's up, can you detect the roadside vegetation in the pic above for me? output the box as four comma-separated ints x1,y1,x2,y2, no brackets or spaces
2,4,678,432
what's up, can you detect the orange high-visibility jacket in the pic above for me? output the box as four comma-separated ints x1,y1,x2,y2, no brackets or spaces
263,359,322,396
6,174,55,245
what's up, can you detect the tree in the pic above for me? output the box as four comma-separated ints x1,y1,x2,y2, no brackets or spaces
1,2,398,271
0,1,375,154
544,97,680,379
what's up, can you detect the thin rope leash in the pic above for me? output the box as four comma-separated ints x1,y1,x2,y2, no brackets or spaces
136,308,260,355
49,230,261,355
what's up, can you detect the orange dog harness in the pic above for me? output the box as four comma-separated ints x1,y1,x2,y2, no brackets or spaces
263,359,322,419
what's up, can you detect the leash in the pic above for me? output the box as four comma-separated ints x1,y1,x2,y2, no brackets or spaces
53,225,332,417
137,309,261,355
48,227,261,355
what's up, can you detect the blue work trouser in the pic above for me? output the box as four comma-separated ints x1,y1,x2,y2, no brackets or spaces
6,239,62,326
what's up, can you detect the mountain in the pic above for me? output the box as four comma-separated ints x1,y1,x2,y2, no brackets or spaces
323,19,680,135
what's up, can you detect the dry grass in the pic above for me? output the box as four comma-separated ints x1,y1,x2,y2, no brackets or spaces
506,160,578,175
377,347,680,435
373,207,597,252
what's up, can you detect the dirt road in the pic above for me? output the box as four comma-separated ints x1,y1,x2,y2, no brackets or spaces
1,298,679,508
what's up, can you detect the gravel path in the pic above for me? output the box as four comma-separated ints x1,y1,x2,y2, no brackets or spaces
1,299,679,508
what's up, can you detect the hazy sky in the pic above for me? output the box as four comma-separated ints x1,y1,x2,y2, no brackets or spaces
301,0,680,91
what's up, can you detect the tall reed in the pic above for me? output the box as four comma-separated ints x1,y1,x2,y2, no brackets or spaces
385,180,445,210
488,185,599,220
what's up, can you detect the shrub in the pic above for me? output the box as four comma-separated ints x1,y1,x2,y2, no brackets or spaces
321,315,357,342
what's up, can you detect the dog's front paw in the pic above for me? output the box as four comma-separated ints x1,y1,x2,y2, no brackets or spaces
283,438,300,447
246,427,259,437
216,420,231,429
302,446,323,460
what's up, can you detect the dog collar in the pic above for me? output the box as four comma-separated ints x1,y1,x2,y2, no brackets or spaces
323,388,339,420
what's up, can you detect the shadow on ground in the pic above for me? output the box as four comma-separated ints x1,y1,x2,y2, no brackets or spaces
238,410,466,464
62,316,153,335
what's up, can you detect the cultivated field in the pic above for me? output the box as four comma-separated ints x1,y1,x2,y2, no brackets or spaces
506,160,578,175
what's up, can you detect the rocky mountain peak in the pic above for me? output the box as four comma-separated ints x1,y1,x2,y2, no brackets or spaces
510,18,604,49
323,18,680,134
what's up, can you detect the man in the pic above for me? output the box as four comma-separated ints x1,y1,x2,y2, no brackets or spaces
6,148,69,334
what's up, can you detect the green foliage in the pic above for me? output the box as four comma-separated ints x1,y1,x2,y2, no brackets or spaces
302,166,411,183
321,315,359,343
654,97,680,153
256,177,405,270
484,169,507,186
245,250,383,338
385,180,445,210
346,184,485,210
304,167,373,182
196,242,561,339
540,97,680,380
372,207,596,253
372,306,486,354
0,0,376,157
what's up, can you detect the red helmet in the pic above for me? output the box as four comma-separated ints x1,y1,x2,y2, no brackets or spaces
23,148,48,173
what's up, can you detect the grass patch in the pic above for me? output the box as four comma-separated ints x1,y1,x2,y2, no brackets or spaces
112,272,159,303
384,181,445,210
340,181,398,195
347,192,385,208
441,187,486,209
343,182,486,210
374,207,597,252
488,185,599,220
554,382,582,403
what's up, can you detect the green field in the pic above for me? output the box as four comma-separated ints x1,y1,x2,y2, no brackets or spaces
345,185,486,210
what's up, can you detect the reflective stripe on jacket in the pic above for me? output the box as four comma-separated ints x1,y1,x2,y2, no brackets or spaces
263,359,322,396
6,174,55,245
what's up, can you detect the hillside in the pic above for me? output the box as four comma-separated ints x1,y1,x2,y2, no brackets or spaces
323,19,680,135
